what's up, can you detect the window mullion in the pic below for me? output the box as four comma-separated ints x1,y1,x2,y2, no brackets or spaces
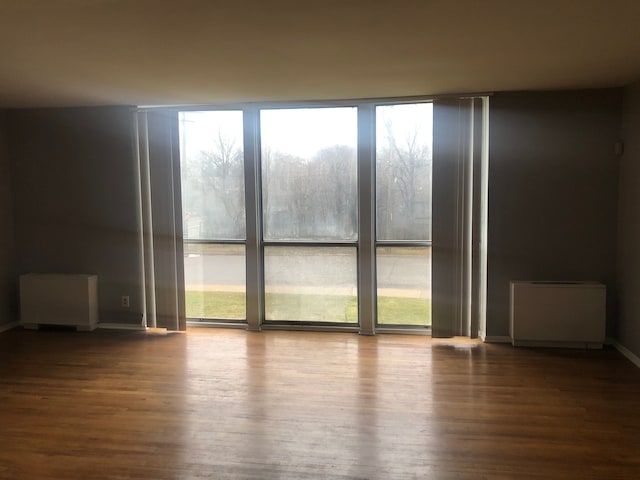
243,107,264,331
357,104,376,335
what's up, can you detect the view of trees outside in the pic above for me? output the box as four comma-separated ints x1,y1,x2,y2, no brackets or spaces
261,144,358,241
261,108,358,242
261,108,358,321
180,111,247,319
180,111,245,240
376,103,432,241
179,104,432,325
180,106,432,244
376,103,432,326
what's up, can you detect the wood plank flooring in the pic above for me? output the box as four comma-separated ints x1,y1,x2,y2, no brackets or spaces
0,327,639,479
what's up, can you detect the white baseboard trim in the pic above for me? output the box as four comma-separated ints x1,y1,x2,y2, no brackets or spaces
98,323,147,331
0,321,19,333
481,335,512,344
612,341,640,369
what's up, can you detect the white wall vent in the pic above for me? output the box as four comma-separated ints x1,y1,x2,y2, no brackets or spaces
509,281,606,348
20,274,99,331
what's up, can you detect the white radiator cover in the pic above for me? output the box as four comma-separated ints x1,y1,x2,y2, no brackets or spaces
20,274,99,331
509,281,606,348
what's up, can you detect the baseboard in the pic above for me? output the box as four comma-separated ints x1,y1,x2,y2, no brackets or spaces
187,321,248,329
481,335,512,343
375,327,431,336
511,339,603,349
98,323,147,331
612,340,640,369
260,324,360,334
0,321,19,333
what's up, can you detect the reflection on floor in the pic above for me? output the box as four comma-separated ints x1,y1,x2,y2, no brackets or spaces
1,328,639,479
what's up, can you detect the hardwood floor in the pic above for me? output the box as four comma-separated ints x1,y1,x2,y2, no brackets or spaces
0,327,639,480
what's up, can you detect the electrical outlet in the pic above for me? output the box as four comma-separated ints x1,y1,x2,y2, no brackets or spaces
121,295,130,308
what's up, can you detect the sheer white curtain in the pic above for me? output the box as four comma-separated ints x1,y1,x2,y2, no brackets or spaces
135,110,186,331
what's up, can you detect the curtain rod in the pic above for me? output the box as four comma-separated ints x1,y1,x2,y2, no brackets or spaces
137,92,493,112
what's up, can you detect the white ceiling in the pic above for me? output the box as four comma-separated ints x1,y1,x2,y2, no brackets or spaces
0,0,639,108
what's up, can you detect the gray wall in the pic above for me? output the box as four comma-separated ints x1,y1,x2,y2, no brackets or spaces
8,107,144,325
617,82,640,357
1,92,632,340
487,90,622,338
0,110,16,325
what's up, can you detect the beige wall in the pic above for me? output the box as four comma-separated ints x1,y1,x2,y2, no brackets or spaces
0,110,16,325
8,107,144,325
617,82,640,357
487,90,622,338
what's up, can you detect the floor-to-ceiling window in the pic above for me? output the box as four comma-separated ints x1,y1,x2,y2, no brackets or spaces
179,111,247,322
261,107,359,324
137,96,487,335
177,101,442,331
375,103,432,327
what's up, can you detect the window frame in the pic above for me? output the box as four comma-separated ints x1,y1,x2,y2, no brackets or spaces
173,95,480,334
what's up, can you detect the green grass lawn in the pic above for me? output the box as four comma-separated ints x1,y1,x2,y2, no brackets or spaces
376,296,431,326
186,290,246,319
186,290,431,326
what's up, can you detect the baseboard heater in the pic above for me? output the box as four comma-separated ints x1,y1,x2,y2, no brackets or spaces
20,274,99,331
509,281,606,349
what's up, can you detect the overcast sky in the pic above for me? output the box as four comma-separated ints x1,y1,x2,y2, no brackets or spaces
179,103,432,161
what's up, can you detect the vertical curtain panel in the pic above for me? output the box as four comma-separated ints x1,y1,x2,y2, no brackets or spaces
136,110,186,331
432,98,488,338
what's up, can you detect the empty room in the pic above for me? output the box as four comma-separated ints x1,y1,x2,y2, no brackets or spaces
1,1,640,479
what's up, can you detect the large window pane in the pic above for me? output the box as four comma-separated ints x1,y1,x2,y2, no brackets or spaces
264,246,357,322
184,243,246,320
377,246,431,326
376,103,432,241
261,108,358,241
179,111,245,240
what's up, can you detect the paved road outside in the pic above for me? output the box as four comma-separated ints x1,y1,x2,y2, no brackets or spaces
184,248,431,298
